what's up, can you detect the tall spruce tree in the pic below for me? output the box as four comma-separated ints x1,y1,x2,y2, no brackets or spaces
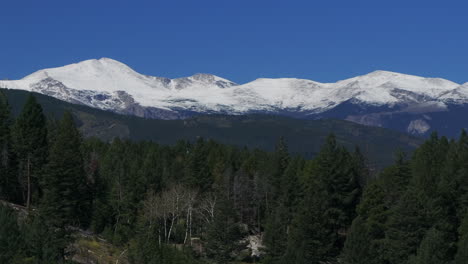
12,94,48,208
383,189,432,264
410,227,451,264
205,187,245,263
263,157,303,263
283,172,328,264
455,213,468,264
0,205,24,263
342,151,412,264
263,203,289,264
342,183,387,264
0,91,19,202
185,138,213,192
410,132,448,197
40,111,88,228
454,130,468,216
341,216,373,264
270,136,290,203
283,134,361,263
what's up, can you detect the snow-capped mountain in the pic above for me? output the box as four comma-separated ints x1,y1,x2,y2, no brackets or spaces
1,58,468,136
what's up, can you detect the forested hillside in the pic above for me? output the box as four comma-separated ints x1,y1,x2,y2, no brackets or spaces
1,91,468,264
2,88,422,169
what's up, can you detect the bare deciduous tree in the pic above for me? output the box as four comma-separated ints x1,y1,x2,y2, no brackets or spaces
198,192,217,225
141,184,199,245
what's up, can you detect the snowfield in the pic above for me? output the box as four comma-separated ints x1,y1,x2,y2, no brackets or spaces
0,58,465,116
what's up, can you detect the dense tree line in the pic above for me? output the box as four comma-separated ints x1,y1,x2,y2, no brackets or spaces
1,92,468,263
342,133,468,264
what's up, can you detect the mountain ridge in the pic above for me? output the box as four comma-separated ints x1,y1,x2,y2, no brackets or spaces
1,88,422,169
1,58,468,136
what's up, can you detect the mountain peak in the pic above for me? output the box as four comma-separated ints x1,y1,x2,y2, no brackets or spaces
360,70,415,79
180,73,237,88
75,57,133,71
189,73,226,82
1,58,466,120
367,70,401,75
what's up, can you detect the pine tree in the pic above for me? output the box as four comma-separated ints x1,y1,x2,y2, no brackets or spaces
455,213,468,264
263,203,289,263
279,157,303,211
23,214,66,263
100,138,142,244
185,138,212,192
0,205,24,263
284,134,361,263
383,189,432,264
270,136,290,203
263,157,303,263
283,175,327,264
342,182,388,264
12,94,48,208
205,190,244,263
453,130,468,216
379,151,411,205
410,132,448,197
341,216,372,264
316,135,361,258
352,146,370,186
40,111,88,228
0,91,19,202
410,228,450,264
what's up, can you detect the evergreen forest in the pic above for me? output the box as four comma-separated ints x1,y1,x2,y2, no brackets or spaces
1,91,468,264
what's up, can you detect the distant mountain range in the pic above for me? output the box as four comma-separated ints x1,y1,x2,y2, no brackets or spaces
2,89,421,169
1,58,468,136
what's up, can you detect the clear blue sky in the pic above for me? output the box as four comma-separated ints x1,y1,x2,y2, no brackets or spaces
1,0,467,84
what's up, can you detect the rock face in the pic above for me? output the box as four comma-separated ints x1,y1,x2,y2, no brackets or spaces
2,58,468,136
407,119,431,134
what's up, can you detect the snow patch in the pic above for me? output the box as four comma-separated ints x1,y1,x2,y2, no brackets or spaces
407,119,431,134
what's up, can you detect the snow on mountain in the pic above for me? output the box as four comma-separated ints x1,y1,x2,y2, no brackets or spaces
335,70,458,99
438,82,468,103
1,58,238,111
0,58,465,119
221,70,460,113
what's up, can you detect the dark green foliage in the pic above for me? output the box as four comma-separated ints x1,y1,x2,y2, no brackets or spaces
352,147,370,186
41,111,89,228
98,138,146,244
184,138,213,191
410,132,448,196
2,88,422,169
341,216,372,264
205,191,245,263
0,205,24,263
283,179,329,264
129,242,200,264
0,92,20,202
23,215,69,263
409,227,451,264
270,137,290,201
283,134,362,263
6,94,468,263
342,153,412,264
341,132,468,264
342,183,388,264
263,203,289,264
0,205,68,264
455,213,468,264
12,94,48,208
377,151,411,205
383,189,432,264
129,212,201,264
